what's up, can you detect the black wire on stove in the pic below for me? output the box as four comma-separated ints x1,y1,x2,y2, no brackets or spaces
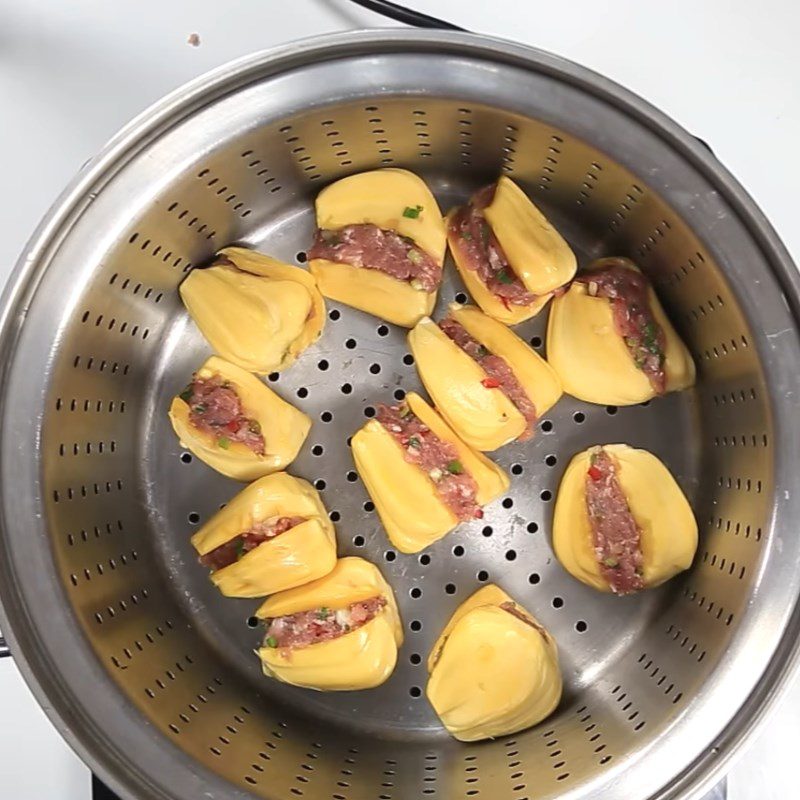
346,0,467,31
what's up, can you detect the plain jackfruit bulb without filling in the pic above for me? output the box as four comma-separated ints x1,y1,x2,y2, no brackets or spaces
180,246,325,375
427,585,562,741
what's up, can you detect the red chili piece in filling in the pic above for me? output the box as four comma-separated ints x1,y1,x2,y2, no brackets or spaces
438,317,537,441
181,374,265,455
263,596,386,650
448,184,538,307
376,403,482,521
307,224,441,292
584,448,644,594
576,261,666,394
199,516,305,572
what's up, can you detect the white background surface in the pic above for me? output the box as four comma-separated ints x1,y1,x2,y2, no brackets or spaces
0,1,798,798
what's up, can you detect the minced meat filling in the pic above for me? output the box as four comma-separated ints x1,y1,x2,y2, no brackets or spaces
376,403,482,521
181,374,265,455
199,516,305,572
263,596,386,650
438,316,537,441
576,261,666,394
584,448,644,594
448,184,538,308
308,223,441,292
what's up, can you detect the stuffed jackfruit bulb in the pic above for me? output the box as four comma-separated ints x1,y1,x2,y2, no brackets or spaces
180,246,325,375
408,304,562,451
191,473,336,598
307,168,447,327
168,356,310,481
553,444,698,594
447,176,576,325
255,557,402,691
352,392,509,554
547,257,695,405
426,585,561,742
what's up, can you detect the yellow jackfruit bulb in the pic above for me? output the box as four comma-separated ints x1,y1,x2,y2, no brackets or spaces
254,557,402,691
484,177,576,294
552,444,698,592
447,208,553,325
446,177,575,324
426,585,562,741
190,473,337,598
168,355,310,481
408,305,562,451
351,392,508,554
179,246,325,375
547,257,695,405
308,169,447,327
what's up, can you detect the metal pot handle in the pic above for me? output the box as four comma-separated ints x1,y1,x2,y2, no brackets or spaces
346,1,719,158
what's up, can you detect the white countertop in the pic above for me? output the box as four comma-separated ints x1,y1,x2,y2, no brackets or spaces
1,1,798,797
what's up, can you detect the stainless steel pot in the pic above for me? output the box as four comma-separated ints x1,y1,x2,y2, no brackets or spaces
0,29,798,800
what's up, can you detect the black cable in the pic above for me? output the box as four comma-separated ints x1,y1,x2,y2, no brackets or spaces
92,775,123,800
346,0,467,31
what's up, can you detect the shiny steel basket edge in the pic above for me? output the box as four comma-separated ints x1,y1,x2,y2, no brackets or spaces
1,30,799,800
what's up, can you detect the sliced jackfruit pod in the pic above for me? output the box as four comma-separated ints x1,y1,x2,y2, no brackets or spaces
180,246,325,374
309,169,446,327
426,584,562,741
256,557,400,627
255,557,402,691
351,392,509,553
308,260,435,327
546,259,695,405
552,444,698,592
168,356,310,481
190,473,336,598
258,614,398,691
449,304,562,412
446,209,553,325
483,176,577,295
315,168,446,263
409,307,562,451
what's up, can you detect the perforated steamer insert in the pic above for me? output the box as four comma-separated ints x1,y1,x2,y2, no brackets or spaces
1,30,799,800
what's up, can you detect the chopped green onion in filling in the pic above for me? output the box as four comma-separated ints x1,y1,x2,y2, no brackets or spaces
497,268,514,285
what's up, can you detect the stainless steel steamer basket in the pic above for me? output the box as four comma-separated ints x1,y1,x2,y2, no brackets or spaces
1,30,799,800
